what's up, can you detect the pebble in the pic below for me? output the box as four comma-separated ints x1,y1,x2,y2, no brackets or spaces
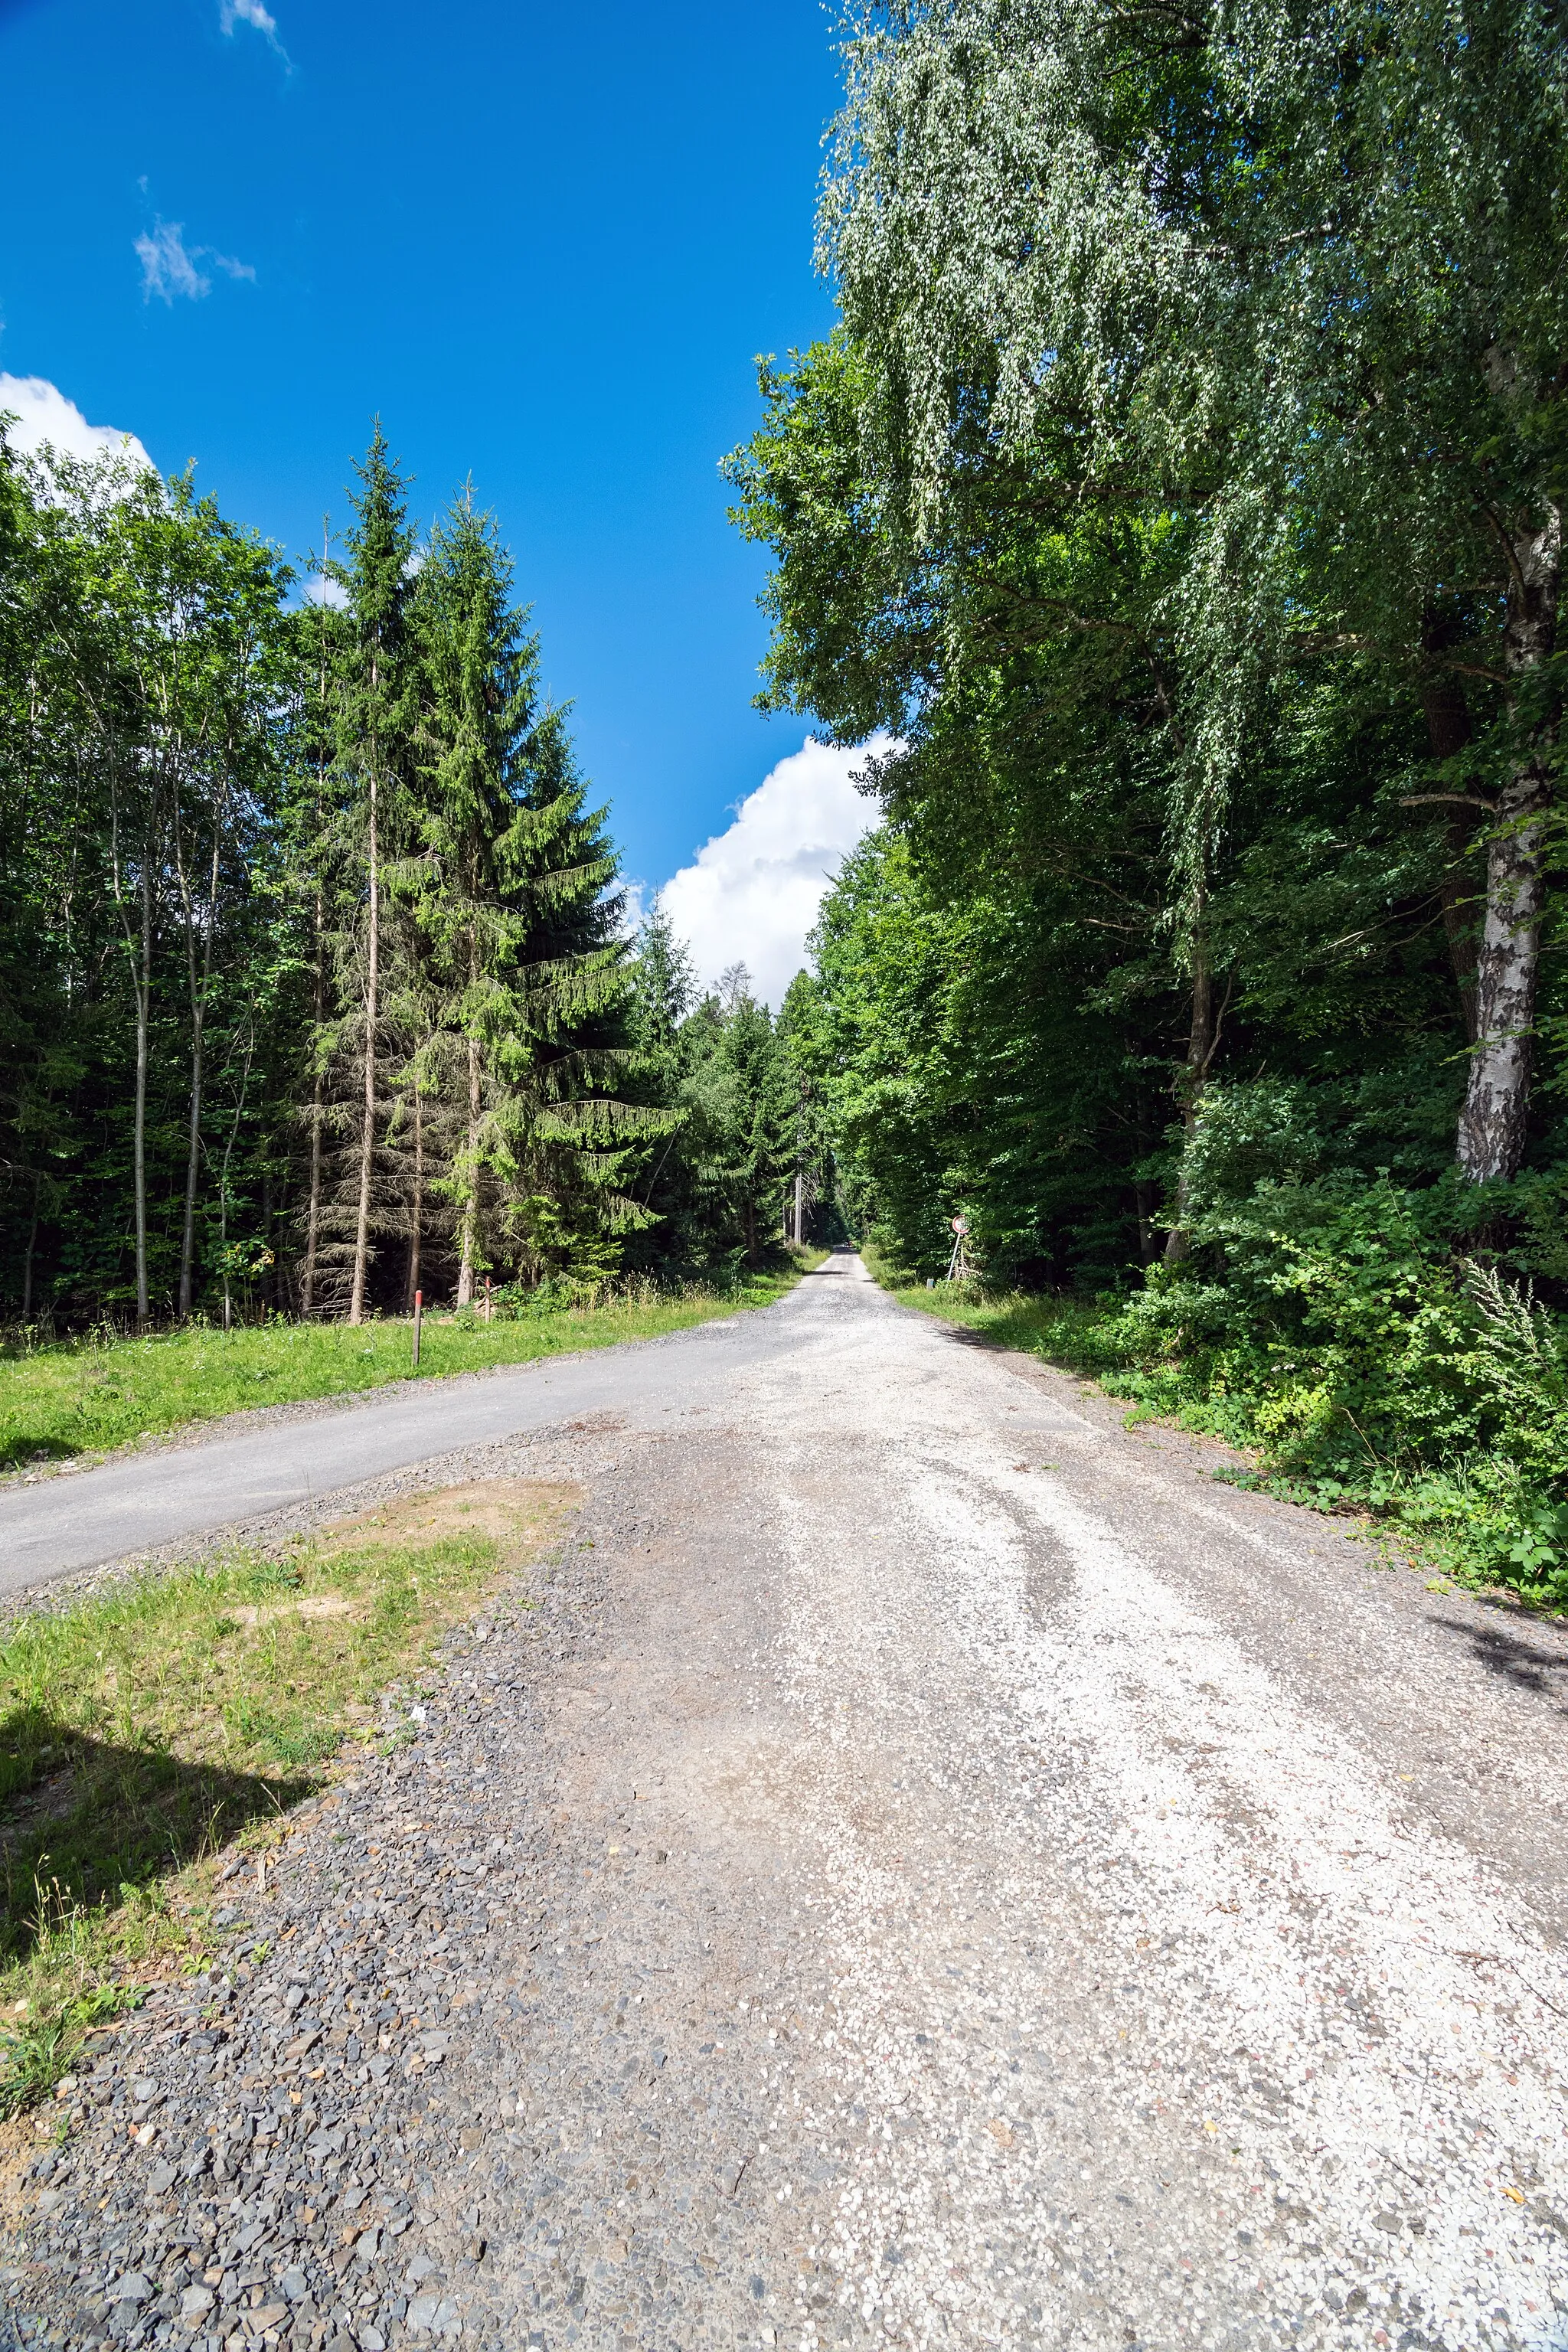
5,1269,1566,2352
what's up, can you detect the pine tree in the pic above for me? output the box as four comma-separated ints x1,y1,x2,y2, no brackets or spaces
680,967,795,1264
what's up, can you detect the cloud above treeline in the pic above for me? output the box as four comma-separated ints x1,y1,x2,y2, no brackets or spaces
136,218,255,305
0,374,153,475
657,734,893,1011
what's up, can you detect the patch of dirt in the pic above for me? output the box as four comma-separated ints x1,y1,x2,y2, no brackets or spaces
228,1593,359,1628
307,1475,581,1563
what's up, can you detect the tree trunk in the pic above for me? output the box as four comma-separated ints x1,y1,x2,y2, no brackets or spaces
21,1174,40,1321
177,811,223,1318
349,773,379,1325
133,858,152,1327
302,1066,325,1315
1162,926,1220,1266
456,1035,481,1307
406,1080,424,1312
1457,508,1560,1183
178,1018,203,1320
793,1169,804,1246
301,879,327,1317
1419,612,1480,1044
743,1196,757,1265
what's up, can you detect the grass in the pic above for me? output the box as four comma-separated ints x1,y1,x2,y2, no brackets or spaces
0,1259,812,1476
0,1477,576,2116
864,1241,1101,1357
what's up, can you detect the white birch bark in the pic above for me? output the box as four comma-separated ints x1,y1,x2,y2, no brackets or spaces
1457,506,1560,1184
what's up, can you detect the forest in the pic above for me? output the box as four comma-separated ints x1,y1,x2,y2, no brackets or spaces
727,0,1568,1598
0,427,816,1336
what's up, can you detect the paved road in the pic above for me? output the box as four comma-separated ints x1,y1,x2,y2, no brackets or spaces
0,1301,796,1596
10,1252,1568,2350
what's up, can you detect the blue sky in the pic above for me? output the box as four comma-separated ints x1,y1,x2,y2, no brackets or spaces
0,0,871,983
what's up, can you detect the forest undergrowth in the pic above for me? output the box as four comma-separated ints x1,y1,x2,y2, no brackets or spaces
0,1258,812,1478
867,1214,1568,1616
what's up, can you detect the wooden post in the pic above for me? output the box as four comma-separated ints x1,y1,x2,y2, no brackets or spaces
412,1288,423,1371
485,1276,493,1325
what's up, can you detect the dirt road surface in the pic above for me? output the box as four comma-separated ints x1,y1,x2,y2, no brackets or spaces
7,1252,1568,2351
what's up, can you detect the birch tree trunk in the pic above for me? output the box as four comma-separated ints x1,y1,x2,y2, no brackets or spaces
1457,507,1560,1183
348,769,379,1325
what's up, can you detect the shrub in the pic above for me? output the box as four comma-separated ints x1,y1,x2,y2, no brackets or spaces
1070,1175,1568,1602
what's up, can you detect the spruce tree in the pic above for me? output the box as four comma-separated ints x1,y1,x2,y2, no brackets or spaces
409,493,665,1293
332,427,416,1323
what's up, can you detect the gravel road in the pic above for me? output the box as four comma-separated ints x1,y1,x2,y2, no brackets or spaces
6,1250,1568,2352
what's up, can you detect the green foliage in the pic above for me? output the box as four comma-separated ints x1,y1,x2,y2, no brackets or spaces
0,419,704,1326
0,1981,139,2121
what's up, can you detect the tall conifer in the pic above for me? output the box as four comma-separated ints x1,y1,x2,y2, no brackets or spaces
334,428,415,1324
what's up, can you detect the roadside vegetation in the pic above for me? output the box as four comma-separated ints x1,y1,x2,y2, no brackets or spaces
0,1478,573,2116
0,1258,814,1475
877,1243,1568,1612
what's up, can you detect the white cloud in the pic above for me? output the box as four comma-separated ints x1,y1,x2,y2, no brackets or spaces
0,374,154,475
658,734,892,1010
136,218,255,305
302,572,349,609
220,0,288,57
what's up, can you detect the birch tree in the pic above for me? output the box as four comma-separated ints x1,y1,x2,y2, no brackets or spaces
821,0,1568,1184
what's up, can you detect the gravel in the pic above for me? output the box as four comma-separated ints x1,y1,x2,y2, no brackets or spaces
2,1254,1567,2349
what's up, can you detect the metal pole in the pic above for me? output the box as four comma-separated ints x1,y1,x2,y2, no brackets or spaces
412,1288,423,1370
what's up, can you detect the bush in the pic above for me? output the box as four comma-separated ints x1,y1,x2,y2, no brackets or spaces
1072,1174,1568,1603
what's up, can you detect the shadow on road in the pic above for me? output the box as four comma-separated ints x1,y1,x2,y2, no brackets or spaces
1428,1608,1568,1713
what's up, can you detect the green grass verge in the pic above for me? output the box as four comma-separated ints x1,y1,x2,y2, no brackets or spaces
0,1477,575,2116
0,1260,810,1476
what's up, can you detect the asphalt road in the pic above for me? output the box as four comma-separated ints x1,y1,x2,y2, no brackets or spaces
8,1251,1568,2350
0,1300,795,1597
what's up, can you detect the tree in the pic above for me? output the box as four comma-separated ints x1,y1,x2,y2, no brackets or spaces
407,492,667,1296
818,0,1568,1186
333,426,416,1325
679,969,795,1263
